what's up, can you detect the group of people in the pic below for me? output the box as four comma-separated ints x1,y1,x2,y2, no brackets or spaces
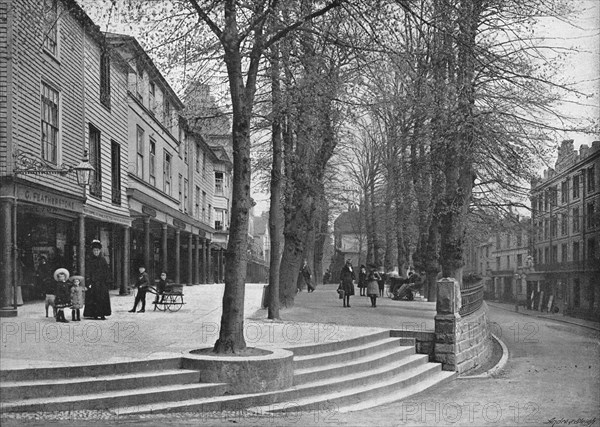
338,260,384,308
42,239,174,320
337,260,425,308
44,239,112,322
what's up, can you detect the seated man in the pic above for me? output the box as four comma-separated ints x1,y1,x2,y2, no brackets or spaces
393,271,425,301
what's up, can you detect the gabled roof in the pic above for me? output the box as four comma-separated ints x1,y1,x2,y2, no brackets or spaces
210,145,232,168
104,32,185,110
334,210,362,234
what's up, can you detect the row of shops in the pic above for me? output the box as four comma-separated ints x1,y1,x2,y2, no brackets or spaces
0,178,225,312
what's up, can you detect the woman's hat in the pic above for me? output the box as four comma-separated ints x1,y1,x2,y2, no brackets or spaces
69,275,84,285
91,239,102,249
53,268,70,281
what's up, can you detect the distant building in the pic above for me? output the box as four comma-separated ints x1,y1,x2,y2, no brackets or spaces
530,140,600,319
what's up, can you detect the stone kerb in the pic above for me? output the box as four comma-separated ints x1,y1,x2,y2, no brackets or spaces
182,348,294,394
433,278,492,374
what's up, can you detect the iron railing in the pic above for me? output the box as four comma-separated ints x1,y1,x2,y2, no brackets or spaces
460,281,484,317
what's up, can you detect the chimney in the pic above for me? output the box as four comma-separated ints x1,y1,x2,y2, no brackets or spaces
580,144,590,159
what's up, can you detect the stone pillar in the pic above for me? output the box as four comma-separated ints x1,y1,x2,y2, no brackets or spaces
143,217,151,271
161,224,168,274
0,198,15,315
187,233,193,285
175,229,181,283
205,239,212,283
434,278,461,371
194,235,200,285
78,213,86,282
121,225,130,295
201,238,207,284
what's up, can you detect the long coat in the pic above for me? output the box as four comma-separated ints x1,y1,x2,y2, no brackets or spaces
339,265,355,296
54,281,71,309
84,254,112,318
366,271,381,296
70,284,86,309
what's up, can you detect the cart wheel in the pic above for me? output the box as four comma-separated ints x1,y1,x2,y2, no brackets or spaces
168,295,183,312
154,299,166,311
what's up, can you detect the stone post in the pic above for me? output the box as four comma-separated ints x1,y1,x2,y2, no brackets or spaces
434,278,462,371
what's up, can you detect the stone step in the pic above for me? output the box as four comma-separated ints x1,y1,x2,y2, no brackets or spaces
293,345,416,385
287,330,392,357
293,337,407,370
0,382,229,413
0,358,182,382
114,353,431,415
251,362,448,414
0,369,201,401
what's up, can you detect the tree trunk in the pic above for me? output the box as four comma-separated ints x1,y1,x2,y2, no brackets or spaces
267,42,283,320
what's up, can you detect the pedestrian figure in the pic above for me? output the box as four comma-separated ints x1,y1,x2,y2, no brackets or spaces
366,264,382,307
129,264,150,313
378,267,387,297
339,259,355,308
44,272,57,318
53,268,71,323
69,275,85,321
323,268,331,284
84,240,112,320
300,260,315,293
154,271,168,308
358,265,367,296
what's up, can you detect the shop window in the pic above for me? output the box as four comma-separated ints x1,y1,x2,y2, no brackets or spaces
215,172,224,195
149,138,155,186
41,83,59,163
100,45,111,109
178,174,183,208
573,174,580,199
573,207,580,232
136,126,144,178
195,186,200,218
587,202,595,229
561,213,567,236
111,141,121,205
184,179,189,213
43,0,58,56
163,151,172,195
149,82,156,114
89,124,102,198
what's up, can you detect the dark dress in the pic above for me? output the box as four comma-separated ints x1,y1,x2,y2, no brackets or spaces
54,281,71,309
84,254,112,318
339,265,355,296
358,269,367,290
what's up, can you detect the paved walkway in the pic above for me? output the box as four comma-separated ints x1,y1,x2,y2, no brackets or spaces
0,283,435,370
487,301,600,331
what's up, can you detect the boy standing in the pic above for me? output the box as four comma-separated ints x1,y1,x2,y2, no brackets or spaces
129,265,149,313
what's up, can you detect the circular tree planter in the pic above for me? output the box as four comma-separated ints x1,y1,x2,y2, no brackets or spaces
183,347,294,394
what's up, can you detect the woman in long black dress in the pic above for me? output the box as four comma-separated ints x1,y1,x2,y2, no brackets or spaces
84,240,112,320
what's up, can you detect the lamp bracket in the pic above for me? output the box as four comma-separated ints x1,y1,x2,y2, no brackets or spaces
13,149,73,176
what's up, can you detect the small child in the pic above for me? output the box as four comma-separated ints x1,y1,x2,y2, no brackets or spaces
53,268,71,323
69,275,86,321
366,264,382,308
154,271,168,307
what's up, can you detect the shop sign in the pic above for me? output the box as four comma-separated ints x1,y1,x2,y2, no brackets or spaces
84,206,132,226
18,186,82,213
173,218,187,229
142,206,157,217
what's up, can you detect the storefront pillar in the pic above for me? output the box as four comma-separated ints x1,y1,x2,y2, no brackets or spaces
206,238,212,283
201,238,207,284
194,235,200,285
0,197,15,315
161,224,168,274
121,225,130,295
175,229,181,283
78,213,86,281
187,233,193,285
143,217,150,271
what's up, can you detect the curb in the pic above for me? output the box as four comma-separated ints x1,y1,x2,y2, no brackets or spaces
459,333,508,379
487,302,600,332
